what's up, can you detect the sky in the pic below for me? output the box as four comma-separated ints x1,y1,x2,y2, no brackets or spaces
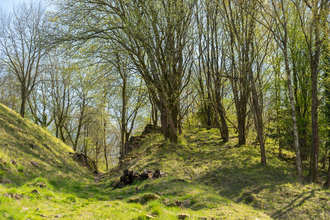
0,0,51,12
0,0,22,12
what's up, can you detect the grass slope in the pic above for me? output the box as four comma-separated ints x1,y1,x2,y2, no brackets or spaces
0,103,96,219
0,103,329,219
108,129,330,220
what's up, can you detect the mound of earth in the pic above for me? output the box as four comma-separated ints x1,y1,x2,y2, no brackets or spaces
0,103,90,184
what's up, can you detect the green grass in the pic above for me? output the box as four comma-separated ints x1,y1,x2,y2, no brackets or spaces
1,103,329,219
108,128,330,219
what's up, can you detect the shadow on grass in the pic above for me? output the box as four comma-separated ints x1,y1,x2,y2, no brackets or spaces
270,189,315,219
196,162,293,199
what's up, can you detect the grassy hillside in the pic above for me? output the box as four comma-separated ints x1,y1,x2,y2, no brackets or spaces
0,103,97,219
1,103,329,219
107,129,330,219
0,103,90,182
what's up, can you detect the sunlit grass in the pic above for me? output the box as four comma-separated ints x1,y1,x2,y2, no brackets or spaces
1,103,330,219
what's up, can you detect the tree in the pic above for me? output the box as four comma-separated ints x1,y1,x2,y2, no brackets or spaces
293,0,329,182
257,0,303,176
51,0,196,144
106,52,148,159
0,66,20,110
323,41,330,187
194,0,229,141
0,1,49,118
220,0,253,145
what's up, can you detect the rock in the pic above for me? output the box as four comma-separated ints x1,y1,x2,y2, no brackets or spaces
129,197,141,203
31,189,40,194
142,193,160,202
36,208,40,211
177,213,190,219
36,182,46,188
31,161,39,167
175,200,183,207
116,196,123,199
12,193,23,200
3,193,23,200
11,159,17,166
182,199,191,208
174,199,190,208
245,195,256,203
135,187,140,193
2,179,13,184
39,214,47,218
163,198,170,205
54,215,61,218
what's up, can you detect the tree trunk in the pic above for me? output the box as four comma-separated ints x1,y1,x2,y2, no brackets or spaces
149,93,158,131
284,46,302,176
157,92,178,144
308,10,322,181
324,144,330,188
309,64,319,182
103,119,108,172
95,142,99,172
73,99,85,152
160,103,170,140
20,87,27,118
323,42,330,186
216,104,229,142
178,101,182,134
322,149,327,170
84,125,88,155
56,126,59,139
238,113,246,145
249,64,266,165
120,77,127,159
206,77,212,130
277,109,282,158
167,100,178,144
276,88,281,157
214,71,229,142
